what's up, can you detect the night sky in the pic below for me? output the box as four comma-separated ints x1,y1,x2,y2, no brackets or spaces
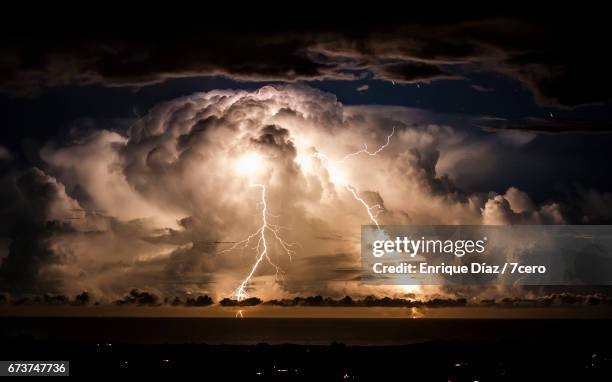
1,7,611,304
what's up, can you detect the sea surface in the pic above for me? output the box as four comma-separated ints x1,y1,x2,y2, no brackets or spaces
2,316,611,345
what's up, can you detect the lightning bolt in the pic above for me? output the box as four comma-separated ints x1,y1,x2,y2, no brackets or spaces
338,127,395,164
221,127,395,300
344,185,384,227
219,170,297,301
313,127,395,227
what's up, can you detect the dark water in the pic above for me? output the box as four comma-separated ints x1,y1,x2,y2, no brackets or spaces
2,317,611,345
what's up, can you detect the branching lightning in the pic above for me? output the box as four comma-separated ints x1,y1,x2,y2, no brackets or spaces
310,127,395,228
219,163,298,300
220,128,395,301
345,185,384,227
337,127,395,164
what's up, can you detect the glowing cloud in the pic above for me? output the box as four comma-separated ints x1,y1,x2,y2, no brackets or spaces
0,84,574,302
227,126,395,299
236,153,264,176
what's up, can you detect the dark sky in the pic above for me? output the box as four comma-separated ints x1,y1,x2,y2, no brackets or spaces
1,7,612,300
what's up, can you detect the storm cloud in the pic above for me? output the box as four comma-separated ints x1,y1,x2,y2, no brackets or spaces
0,85,609,301
1,12,611,108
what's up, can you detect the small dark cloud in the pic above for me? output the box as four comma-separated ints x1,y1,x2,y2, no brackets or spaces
74,291,91,305
115,289,160,306
373,62,461,84
219,297,262,307
169,295,214,306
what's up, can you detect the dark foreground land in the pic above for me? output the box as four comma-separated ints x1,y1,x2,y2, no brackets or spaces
1,318,611,380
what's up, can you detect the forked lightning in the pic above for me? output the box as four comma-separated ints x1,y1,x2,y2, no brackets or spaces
220,128,395,300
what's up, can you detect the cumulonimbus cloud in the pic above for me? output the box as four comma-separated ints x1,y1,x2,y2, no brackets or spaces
0,85,608,301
